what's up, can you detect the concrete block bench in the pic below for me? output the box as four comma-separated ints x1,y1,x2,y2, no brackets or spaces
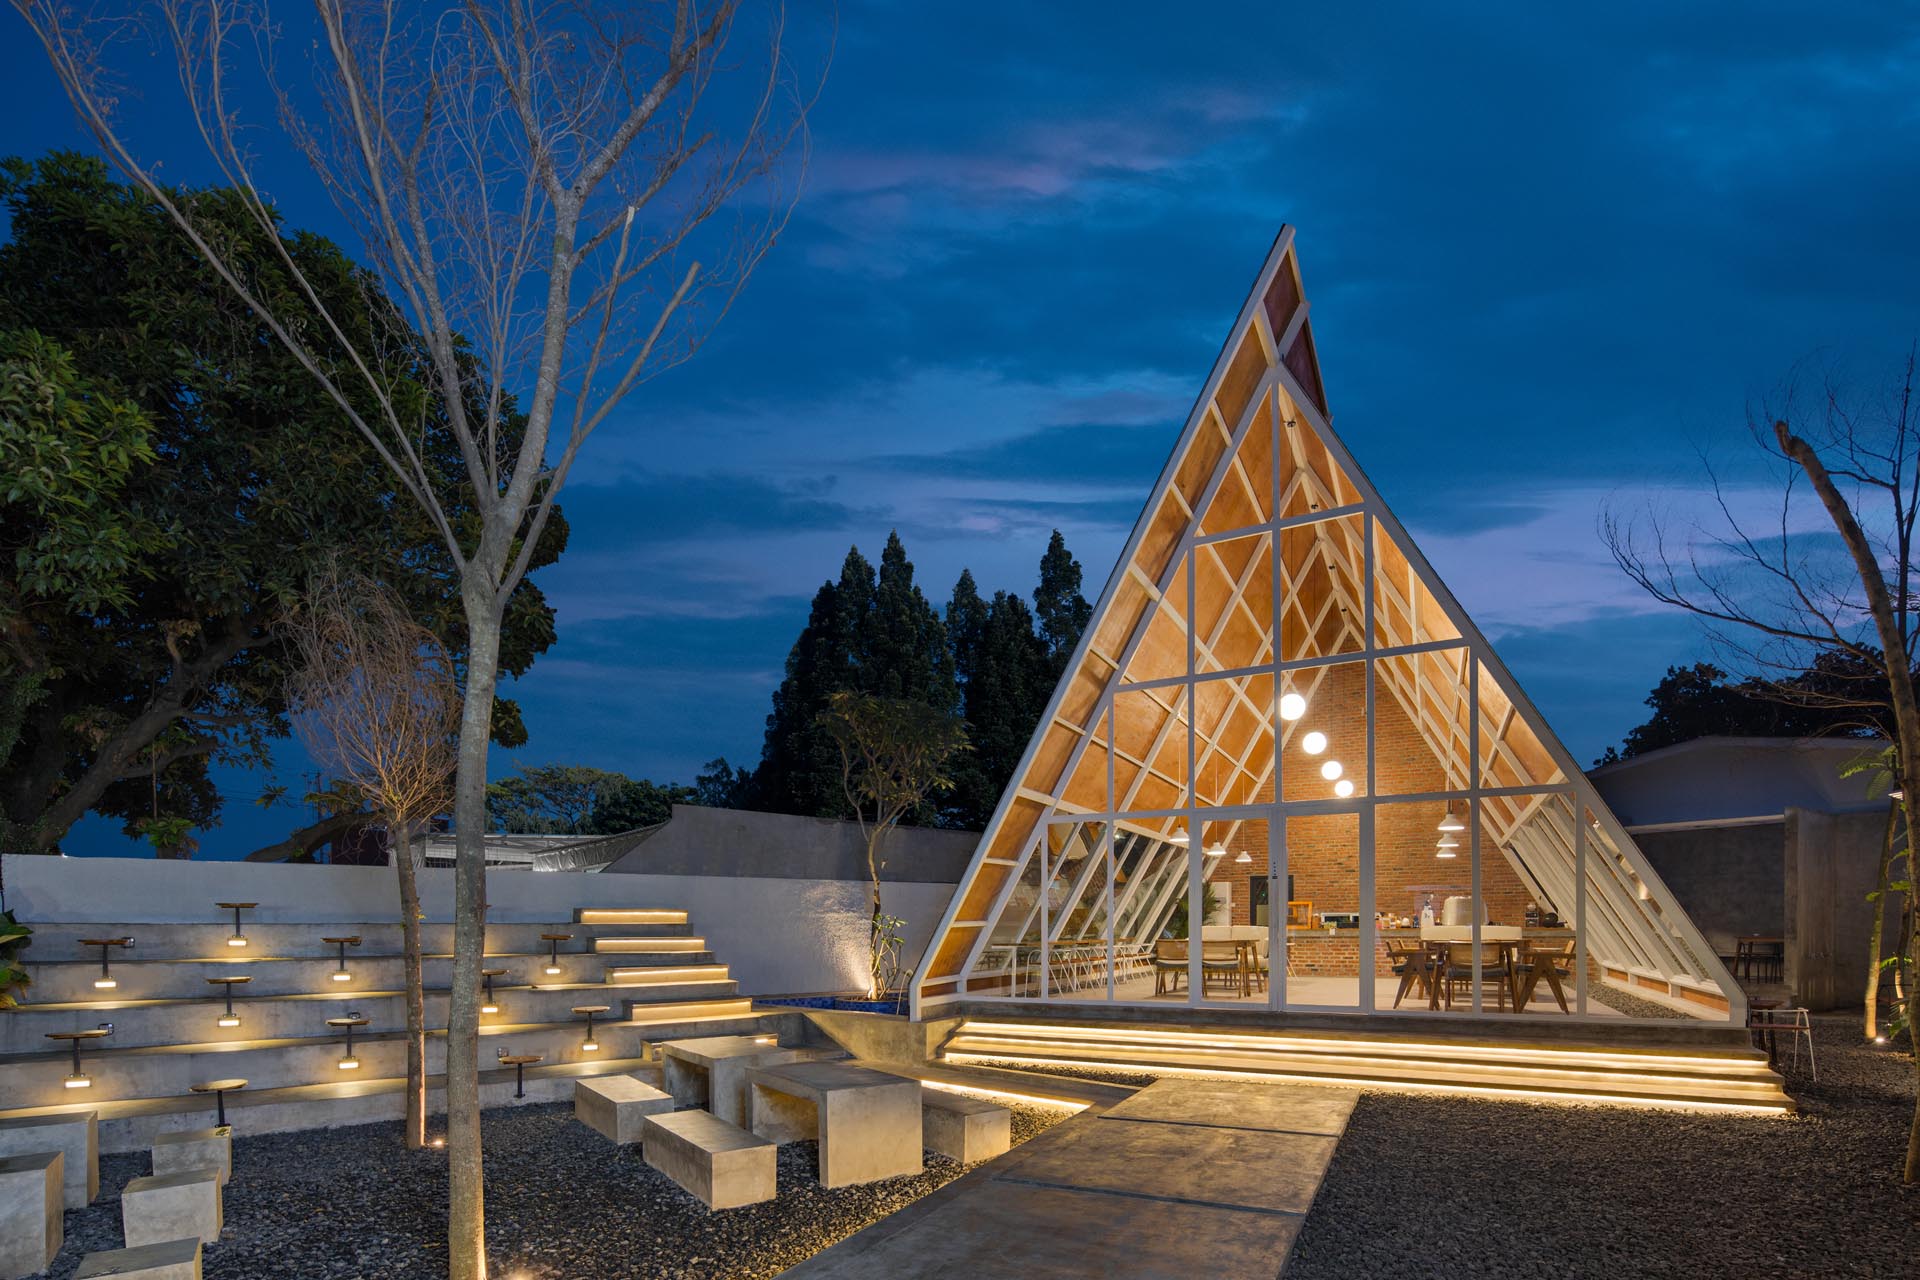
0,1150,62,1278
641,1110,776,1210
122,1170,221,1247
748,1061,922,1188
0,1111,97,1208
660,1035,820,1127
151,1128,231,1186
75,1238,202,1279
922,1090,1011,1163
574,1075,672,1145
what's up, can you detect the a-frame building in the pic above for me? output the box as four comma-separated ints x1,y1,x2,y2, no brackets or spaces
913,229,1750,1058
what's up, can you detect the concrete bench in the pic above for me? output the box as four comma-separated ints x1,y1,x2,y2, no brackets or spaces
660,1035,824,1127
75,1238,203,1279
0,1111,97,1208
921,1089,1011,1163
641,1110,776,1210
0,1150,62,1278
573,1075,672,1145
748,1061,922,1188
151,1128,231,1186
122,1170,221,1247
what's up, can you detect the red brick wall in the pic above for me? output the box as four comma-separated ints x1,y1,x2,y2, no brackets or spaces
1220,662,1535,929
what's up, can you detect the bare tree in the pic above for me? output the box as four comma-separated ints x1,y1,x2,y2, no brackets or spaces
819,691,967,999
288,565,459,1151
1605,352,1920,1183
13,2,818,1269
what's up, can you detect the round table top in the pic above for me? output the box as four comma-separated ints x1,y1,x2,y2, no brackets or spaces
322,936,362,945
191,1079,248,1093
539,933,574,941
206,976,252,985
78,937,133,947
45,1029,112,1041
214,902,258,909
481,968,508,977
570,1005,611,1015
325,1016,370,1028
498,1054,544,1066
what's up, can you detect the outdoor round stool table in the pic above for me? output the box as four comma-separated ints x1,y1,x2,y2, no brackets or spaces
190,1078,248,1128
498,1053,544,1099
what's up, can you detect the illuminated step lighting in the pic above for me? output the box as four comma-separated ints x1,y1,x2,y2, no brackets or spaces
577,909,689,925
93,978,117,990
939,1052,1791,1115
64,1073,91,1089
338,1056,360,1070
954,1021,1770,1074
920,1080,1089,1112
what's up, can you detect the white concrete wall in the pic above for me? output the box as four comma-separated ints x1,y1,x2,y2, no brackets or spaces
0,854,955,998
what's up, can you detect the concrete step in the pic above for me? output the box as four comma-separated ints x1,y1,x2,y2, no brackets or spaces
18,949,718,1004
592,936,709,954
574,909,689,926
0,1056,668,1154
1,974,741,1051
21,919,694,960
936,1019,1795,1112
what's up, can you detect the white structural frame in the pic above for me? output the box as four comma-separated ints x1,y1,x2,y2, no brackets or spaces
912,229,1741,1028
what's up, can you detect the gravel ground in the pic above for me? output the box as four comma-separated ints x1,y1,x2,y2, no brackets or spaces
987,1014,1920,1278
40,1099,1068,1279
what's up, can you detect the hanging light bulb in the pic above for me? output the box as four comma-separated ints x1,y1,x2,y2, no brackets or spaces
1333,779,1355,798
1320,760,1342,781
1301,731,1327,754
1168,831,1190,846
1437,832,1460,849
1437,809,1465,832
1435,846,1458,860
1233,849,1253,863
1203,843,1227,858
1279,692,1307,721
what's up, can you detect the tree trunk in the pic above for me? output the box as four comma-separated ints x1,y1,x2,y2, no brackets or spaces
393,818,427,1150
447,591,502,1280
1866,799,1898,1040
866,824,885,999
1908,929,1920,1183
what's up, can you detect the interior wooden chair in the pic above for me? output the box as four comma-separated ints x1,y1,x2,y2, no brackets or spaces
1152,939,1187,995
1437,941,1518,1012
1199,940,1247,996
1385,938,1435,1008
1515,939,1576,1012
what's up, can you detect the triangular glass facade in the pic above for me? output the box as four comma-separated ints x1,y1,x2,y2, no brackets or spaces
915,231,1739,1027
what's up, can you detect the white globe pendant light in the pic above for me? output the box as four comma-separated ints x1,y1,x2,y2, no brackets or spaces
1301,731,1328,755
1279,692,1307,721
1320,760,1342,781
1333,779,1355,798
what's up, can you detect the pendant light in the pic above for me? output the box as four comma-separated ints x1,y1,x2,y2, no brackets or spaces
1301,731,1327,755
1233,849,1253,864
1319,760,1342,781
1333,779,1355,798
1437,808,1465,833
1279,691,1307,721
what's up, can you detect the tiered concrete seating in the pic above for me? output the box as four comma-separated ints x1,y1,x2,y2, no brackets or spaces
0,907,790,1151
0,1150,62,1277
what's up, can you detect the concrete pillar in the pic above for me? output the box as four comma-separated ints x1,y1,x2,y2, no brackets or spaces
0,1150,62,1279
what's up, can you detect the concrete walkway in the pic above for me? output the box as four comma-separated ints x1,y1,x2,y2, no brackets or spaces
783,1078,1358,1280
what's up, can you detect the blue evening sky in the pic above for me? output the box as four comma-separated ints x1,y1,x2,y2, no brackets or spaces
8,4,1919,857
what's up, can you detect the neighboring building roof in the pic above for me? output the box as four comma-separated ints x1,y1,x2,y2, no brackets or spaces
1588,735,1892,829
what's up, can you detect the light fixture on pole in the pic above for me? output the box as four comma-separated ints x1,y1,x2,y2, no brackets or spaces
325,935,360,983
83,936,132,990
540,932,572,977
217,902,255,948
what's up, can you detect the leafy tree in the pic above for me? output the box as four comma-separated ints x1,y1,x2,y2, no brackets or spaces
0,154,562,855
1595,656,1891,766
818,690,967,996
486,763,701,835
693,757,751,809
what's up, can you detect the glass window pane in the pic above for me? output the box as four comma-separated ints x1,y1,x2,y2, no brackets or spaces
1374,648,1471,796
1371,521,1462,648
1112,686,1189,813
1280,660,1364,803
1278,515,1366,661
1281,810,1362,1009
1192,534,1274,674
1194,672,1274,807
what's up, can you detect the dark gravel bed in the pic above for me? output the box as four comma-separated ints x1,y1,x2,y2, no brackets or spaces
987,1016,1920,1278
41,1099,1068,1279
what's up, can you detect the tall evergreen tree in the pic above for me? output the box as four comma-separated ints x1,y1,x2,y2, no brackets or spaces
1035,529,1094,676
947,569,989,691
944,590,1053,828
752,535,955,817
